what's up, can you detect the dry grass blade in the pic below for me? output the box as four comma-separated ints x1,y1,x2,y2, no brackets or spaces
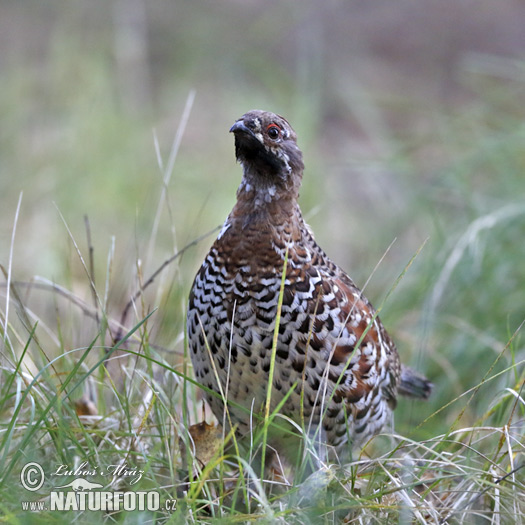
2,192,23,362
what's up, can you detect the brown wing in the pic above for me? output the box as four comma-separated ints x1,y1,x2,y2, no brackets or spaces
305,268,401,414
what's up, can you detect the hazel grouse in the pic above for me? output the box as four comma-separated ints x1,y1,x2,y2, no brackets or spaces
187,110,431,451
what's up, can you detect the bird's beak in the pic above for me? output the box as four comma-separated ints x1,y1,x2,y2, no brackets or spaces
229,120,254,136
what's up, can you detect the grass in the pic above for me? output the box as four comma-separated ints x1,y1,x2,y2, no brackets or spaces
1,96,524,523
1,10,525,519
0,254,523,524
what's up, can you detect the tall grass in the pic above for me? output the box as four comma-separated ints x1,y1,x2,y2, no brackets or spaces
1,37,524,522
0,212,523,522
1,140,524,523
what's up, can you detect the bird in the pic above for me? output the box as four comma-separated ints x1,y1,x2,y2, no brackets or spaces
187,110,431,454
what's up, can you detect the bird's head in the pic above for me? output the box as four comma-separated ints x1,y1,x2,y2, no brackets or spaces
230,110,304,196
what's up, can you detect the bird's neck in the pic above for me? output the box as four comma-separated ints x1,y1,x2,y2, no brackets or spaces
231,167,302,227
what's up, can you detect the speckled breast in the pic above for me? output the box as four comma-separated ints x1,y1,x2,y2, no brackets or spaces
187,217,400,449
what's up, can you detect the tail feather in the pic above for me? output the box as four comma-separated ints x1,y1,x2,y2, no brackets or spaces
399,365,432,399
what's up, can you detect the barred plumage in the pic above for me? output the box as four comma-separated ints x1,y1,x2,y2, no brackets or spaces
187,110,430,450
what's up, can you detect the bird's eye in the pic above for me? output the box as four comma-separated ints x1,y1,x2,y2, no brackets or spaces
267,124,281,140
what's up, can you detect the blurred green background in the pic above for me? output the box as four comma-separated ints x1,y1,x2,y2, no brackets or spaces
1,0,524,439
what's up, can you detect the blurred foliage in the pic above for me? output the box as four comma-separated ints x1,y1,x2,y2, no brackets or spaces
1,0,524,445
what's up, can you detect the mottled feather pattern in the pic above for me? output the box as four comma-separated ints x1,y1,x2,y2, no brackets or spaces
187,110,429,450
